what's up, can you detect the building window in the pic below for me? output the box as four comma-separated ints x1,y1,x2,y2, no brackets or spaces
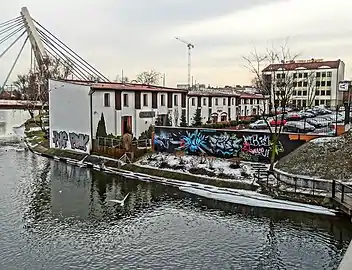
143,94,148,106
161,94,165,106
192,98,195,106
327,81,331,87
293,82,297,87
298,73,303,78
304,73,308,78
215,98,218,106
174,95,178,106
327,71,332,77
326,90,331,96
203,98,206,106
303,81,308,87
316,72,321,77
315,90,320,96
316,81,321,87
298,81,302,87
298,90,302,96
104,93,110,107
303,90,307,96
293,90,297,96
123,94,128,107
232,98,234,105
321,90,326,96
223,98,226,105
322,72,326,77
321,81,326,87
315,100,319,106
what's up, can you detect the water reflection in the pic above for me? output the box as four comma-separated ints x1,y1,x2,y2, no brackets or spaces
2,152,352,270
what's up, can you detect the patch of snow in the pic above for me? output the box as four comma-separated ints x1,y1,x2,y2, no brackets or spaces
179,186,336,216
311,136,344,145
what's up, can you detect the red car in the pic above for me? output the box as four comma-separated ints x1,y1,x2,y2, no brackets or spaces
270,118,287,126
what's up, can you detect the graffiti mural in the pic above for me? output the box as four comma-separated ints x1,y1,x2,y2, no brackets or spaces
69,132,90,152
154,127,305,163
52,130,68,149
52,130,90,152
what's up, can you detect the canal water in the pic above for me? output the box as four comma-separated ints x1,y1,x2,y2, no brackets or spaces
1,111,352,270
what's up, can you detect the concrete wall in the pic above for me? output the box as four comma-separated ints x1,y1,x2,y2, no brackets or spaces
154,126,308,163
49,80,91,154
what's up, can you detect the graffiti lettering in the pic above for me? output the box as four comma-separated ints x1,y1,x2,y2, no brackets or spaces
52,130,68,149
209,132,242,157
177,129,209,154
69,132,89,152
243,134,270,147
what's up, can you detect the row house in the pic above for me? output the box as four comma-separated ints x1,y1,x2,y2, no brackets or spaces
187,90,268,124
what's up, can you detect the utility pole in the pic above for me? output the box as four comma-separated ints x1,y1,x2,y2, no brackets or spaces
175,37,194,89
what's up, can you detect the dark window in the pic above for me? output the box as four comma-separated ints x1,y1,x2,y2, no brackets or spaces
191,98,195,106
327,71,332,77
134,92,140,109
303,90,307,96
203,98,206,106
303,81,308,87
104,93,110,107
304,73,308,78
322,72,326,77
316,81,321,87
315,90,320,96
161,94,165,106
152,92,157,109
321,90,325,96
123,94,128,107
327,81,331,87
298,73,303,78
315,100,319,106
293,82,297,87
215,98,218,106
115,91,122,110
232,98,234,105
321,81,326,87
174,95,178,106
298,91,302,96
326,90,331,96
293,73,297,78
143,94,148,106
298,81,302,87
316,72,321,77
293,91,297,96
223,98,226,105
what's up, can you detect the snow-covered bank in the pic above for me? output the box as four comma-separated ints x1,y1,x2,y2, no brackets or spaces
137,152,266,185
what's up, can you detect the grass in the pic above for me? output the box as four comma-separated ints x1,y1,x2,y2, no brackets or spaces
122,163,257,190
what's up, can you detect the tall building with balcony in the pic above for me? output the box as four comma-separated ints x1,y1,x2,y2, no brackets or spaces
262,59,345,108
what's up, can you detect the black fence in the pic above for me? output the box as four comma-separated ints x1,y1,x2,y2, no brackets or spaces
95,137,151,149
332,180,352,209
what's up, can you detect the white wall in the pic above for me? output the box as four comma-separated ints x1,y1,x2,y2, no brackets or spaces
49,80,91,154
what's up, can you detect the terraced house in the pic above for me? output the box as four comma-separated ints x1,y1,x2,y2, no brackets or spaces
262,59,345,109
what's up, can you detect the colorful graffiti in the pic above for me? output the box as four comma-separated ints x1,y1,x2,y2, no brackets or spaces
154,127,302,163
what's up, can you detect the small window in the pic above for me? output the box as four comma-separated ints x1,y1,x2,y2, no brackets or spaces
191,98,195,106
303,90,307,96
315,100,319,106
316,72,321,77
293,82,297,87
104,93,110,107
298,81,302,87
293,91,297,96
303,81,308,87
326,90,331,96
298,90,302,96
232,98,234,105
123,94,128,107
298,73,303,78
327,81,331,87
316,81,321,87
304,73,308,78
203,98,206,106
143,94,148,106
322,72,326,77
327,71,332,77
215,98,218,106
321,81,326,87
174,95,178,106
161,94,165,106
223,98,226,105
315,90,320,96
321,90,326,96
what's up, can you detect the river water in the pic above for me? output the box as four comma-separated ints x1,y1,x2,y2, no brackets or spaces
1,111,352,270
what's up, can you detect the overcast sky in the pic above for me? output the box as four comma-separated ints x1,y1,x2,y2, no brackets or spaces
1,0,352,88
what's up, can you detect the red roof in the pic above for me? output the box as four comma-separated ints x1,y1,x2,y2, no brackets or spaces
262,59,341,72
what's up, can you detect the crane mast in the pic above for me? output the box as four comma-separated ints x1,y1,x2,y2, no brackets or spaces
175,37,194,89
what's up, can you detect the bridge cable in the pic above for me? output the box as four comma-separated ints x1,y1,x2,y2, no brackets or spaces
38,29,103,80
40,38,89,81
33,19,110,82
2,36,28,90
0,17,22,29
36,27,108,81
38,33,91,80
0,20,23,37
0,30,26,60
38,32,92,80
0,25,25,47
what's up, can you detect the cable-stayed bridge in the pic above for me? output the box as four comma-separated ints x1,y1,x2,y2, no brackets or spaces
0,6,109,94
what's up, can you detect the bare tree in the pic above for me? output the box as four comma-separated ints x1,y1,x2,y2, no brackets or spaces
114,74,129,83
243,44,298,170
134,70,161,85
306,71,316,108
13,57,73,131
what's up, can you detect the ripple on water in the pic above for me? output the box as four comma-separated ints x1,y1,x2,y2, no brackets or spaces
0,149,351,270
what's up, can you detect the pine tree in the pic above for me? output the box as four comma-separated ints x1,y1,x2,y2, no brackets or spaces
192,109,202,127
180,110,187,127
96,113,107,138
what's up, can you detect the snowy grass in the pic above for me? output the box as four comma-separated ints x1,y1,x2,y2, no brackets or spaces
137,153,256,183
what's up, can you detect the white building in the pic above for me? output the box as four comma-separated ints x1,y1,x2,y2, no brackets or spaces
187,90,268,124
262,59,345,108
49,79,187,154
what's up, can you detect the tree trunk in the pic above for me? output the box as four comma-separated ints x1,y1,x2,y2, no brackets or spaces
269,135,278,171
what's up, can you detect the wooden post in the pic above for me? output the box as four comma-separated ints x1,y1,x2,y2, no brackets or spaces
332,180,336,198
151,132,155,152
341,184,345,203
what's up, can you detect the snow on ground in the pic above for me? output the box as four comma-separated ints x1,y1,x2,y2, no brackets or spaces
311,136,345,146
137,152,256,182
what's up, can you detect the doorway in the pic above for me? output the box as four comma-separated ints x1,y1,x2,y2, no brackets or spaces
121,116,132,135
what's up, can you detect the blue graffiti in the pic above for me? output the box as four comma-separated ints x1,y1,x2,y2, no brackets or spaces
177,129,209,154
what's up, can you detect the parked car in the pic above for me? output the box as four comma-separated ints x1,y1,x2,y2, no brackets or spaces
283,121,315,133
249,120,269,129
286,112,301,121
306,117,331,128
299,111,315,119
269,114,287,126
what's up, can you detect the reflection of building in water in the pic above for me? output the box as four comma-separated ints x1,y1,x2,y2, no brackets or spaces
0,109,33,137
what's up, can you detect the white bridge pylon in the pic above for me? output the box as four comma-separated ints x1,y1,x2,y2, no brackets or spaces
0,7,109,91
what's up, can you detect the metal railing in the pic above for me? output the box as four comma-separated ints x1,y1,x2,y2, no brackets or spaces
331,180,352,208
94,137,151,149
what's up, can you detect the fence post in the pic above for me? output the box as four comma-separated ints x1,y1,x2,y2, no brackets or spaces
294,177,297,193
341,184,345,203
332,180,336,198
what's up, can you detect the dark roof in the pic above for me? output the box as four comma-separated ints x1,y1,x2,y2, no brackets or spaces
262,59,341,72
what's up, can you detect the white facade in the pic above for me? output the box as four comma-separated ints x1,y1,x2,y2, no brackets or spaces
49,80,92,154
263,59,345,108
